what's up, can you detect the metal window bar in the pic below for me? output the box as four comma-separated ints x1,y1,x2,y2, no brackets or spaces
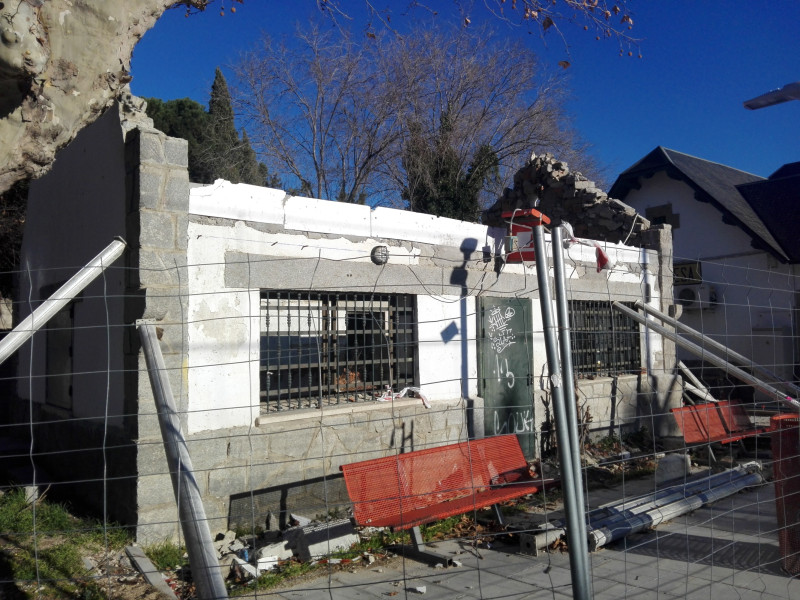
569,300,641,377
260,291,416,412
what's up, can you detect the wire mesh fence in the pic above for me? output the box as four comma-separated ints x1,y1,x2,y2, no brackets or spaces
0,237,798,600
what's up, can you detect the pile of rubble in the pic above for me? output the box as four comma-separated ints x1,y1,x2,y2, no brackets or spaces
483,153,650,246
215,513,363,582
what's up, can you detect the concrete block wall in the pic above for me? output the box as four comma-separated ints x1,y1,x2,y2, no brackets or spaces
123,124,192,542
135,396,472,543
12,107,679,544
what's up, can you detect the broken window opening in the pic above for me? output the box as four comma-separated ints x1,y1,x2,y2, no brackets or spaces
259,291,416,412
569,300,641,378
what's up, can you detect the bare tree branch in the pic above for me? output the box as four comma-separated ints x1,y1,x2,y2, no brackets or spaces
233,22,603,209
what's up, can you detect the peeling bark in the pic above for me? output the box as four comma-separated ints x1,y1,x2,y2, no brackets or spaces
0,0,174,194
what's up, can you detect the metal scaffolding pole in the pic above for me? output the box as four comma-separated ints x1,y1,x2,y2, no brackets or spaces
635,300,800,398
550,226,592,571
138,322,229,600
532,223,592,600
589,469,763,550
0,238,127,367
612,301,800,412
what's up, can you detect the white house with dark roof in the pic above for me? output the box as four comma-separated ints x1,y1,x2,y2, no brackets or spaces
609,147,800,400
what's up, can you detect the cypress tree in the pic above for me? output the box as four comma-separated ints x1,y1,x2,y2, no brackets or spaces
207,68,241,182
147,69,280,187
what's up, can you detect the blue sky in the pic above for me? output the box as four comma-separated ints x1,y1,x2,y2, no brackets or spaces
130,1,800,184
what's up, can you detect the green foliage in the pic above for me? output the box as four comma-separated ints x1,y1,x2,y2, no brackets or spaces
0,488,133,598
207,67,241,182
145,69,280,188
144,541,187,571
595,434,622,453
230,560,317,596
403,111,499,222
146,96,213,183
0,488,73,535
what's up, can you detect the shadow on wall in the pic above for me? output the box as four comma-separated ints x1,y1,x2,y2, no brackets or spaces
450,238,478,437
228,473,349,532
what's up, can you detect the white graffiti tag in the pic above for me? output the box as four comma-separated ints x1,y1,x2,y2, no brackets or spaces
493,409,534,435
487,306,516,354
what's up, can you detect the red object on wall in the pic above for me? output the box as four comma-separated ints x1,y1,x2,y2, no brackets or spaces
770,413,800,575
501,209,551,263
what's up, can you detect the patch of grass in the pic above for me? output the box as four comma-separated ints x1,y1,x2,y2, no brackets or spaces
76,520,131,550
233,524,264,539
421,515,464,540
523,487,564,511
0,488,74,535
594,434,622,453
0,487,134,598
144,541,187,571
231,560,318,595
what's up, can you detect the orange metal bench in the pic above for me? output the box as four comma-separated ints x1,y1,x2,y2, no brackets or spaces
340,434,550,565
671,400,768,445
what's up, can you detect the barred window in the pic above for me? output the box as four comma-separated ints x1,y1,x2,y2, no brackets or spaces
569,300,641,377
260,291,416,412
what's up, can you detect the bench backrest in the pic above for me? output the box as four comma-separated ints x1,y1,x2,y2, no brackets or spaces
340,435,528,528
671,400,755,444
715,401,754,434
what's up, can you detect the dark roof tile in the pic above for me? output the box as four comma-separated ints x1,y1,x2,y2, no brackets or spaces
609,147,789,261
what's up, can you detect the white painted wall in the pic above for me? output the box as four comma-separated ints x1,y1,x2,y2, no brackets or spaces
186,181,653,433
622,170,798,382
416,295,478,400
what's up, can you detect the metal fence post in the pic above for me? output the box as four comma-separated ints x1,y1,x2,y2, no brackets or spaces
138,322,229,600
532,224,592,600
551,225,592,590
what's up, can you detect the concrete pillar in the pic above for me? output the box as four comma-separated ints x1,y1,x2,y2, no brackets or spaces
124,123,191,542
640,224,682,437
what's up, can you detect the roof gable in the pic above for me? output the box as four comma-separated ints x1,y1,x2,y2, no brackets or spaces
609,147,789,261
736,169,800,262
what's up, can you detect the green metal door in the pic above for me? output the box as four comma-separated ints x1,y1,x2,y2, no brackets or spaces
477,297,535,458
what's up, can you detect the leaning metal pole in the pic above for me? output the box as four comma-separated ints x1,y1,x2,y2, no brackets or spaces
550,226,592,574
532,223,592,600
634,300,800,398
138,323,229,600
0,238,127,367
613,301,800,412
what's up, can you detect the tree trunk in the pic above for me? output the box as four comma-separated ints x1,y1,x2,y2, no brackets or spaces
0,0,175,194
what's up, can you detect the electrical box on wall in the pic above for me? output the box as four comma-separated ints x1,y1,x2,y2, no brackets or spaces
501,209,550,263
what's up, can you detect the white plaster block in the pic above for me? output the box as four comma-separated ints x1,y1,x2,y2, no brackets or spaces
190,180,285,223
371,208,493,247
284,196,371,237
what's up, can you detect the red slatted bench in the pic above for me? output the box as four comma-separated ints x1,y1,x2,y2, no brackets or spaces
671,400,769,445
340,434,551,565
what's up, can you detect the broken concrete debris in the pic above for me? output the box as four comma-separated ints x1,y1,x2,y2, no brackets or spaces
483,152,649,246
296,518,360,562
411,585,427,594
216,515,361,581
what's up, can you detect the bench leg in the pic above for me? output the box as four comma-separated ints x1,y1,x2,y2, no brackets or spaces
493,503,506,527
399,526,455,567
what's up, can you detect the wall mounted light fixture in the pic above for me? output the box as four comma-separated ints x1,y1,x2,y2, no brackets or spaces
370,245,389,265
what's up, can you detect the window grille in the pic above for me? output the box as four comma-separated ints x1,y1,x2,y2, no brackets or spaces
569,300,641,377
260,291,416,412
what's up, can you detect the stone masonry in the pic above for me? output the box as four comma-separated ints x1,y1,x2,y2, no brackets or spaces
122,102,192,542
484,153,650,245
